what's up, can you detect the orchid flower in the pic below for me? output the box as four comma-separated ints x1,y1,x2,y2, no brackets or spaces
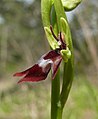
13,26,71,83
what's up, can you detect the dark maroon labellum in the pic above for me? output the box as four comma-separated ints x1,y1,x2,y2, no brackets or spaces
14,26,67,83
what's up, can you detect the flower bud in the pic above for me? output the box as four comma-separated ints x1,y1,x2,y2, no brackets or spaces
62,0,82,11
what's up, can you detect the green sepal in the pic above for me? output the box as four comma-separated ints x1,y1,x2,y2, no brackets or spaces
62,0,82,11
44,27,59,50
60,47,71,62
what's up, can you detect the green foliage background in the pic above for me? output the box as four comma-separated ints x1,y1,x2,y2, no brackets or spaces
0,0,98,119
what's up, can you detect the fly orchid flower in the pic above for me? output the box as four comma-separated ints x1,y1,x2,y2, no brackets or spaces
13,26,71,83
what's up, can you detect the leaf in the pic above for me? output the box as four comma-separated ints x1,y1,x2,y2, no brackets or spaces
41,0,52,27
54,0,67,30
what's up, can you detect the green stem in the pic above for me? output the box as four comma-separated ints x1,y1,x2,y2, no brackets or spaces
57,107,63,119
41,1,61,119
60,60,73,109
51,70,61,119
54,0,67,30
41,0,74,118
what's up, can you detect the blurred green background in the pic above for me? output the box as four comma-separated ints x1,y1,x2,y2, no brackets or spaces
0,0,98,119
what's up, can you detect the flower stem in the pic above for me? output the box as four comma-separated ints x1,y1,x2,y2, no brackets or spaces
57,107,63,119
51,70,61,119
